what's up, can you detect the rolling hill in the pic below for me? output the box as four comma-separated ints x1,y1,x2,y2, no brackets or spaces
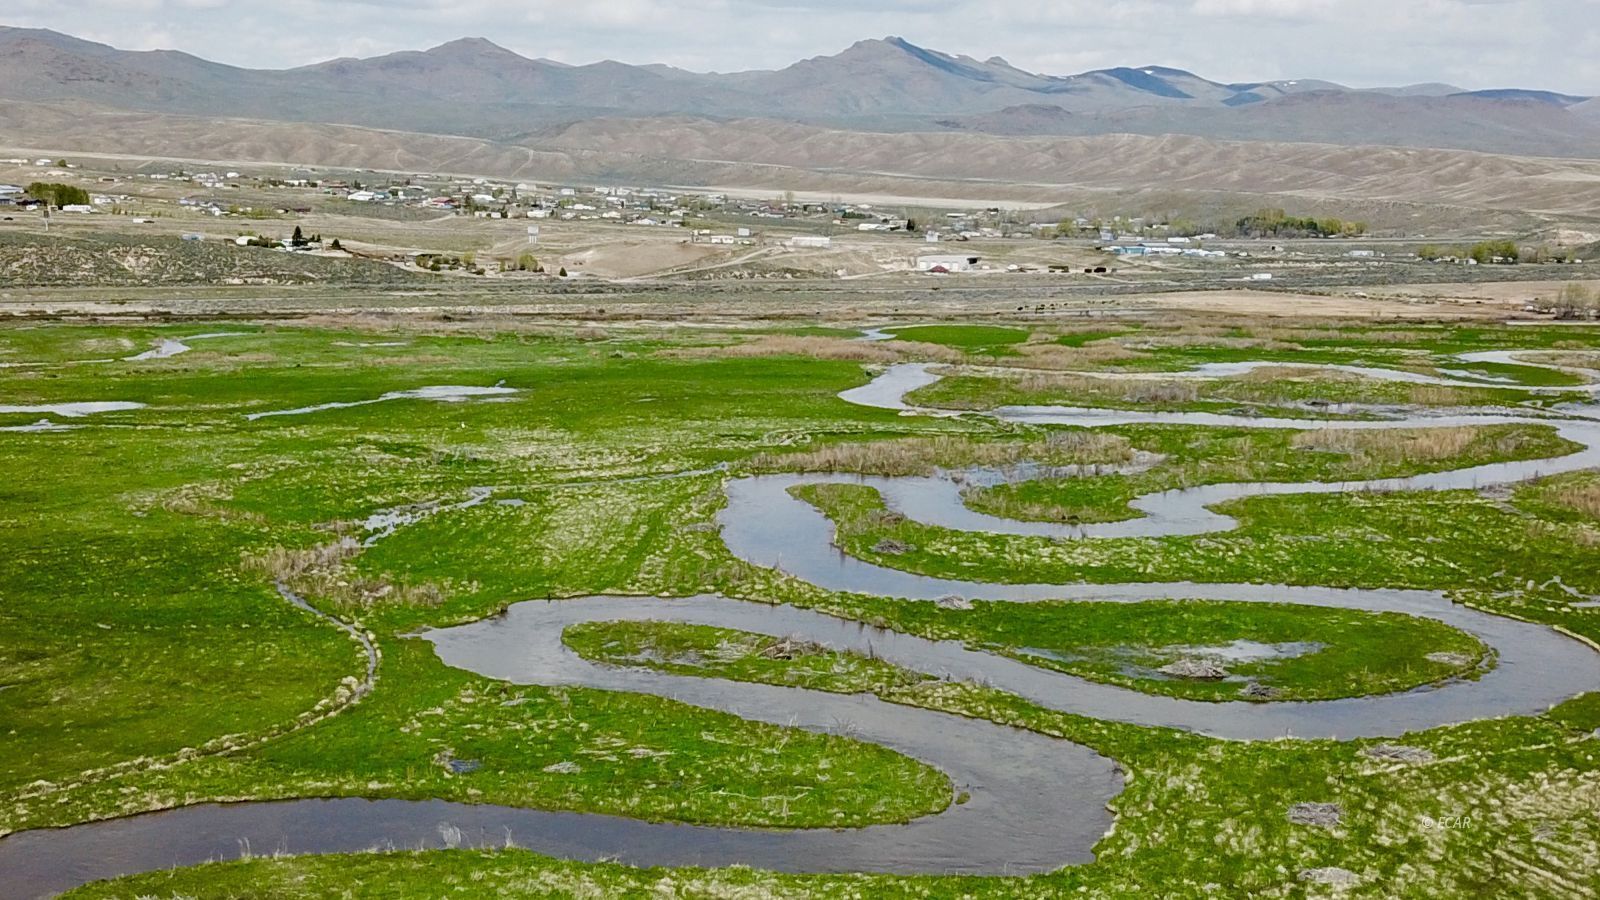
5,99,1598,230
1,27,1596,157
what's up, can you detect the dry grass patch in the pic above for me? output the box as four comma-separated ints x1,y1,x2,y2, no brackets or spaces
1540,352,1600,374
1547,481,1600,520
1291,427,1519,464
359,353,459,368
659,335,964,364
243,539,453,611
1125,334,1302,352
750,431,1134,477
1404,385,1480,406
1245,326,1431,345
1012,342,1152,370
1233,366,1361,384
1017,372,1201,404
243,539,362,583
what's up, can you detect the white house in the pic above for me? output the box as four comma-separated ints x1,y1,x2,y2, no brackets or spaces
917,254,981,272
789,235,832,249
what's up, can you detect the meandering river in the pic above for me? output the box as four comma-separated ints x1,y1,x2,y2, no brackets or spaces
5,352,1600,896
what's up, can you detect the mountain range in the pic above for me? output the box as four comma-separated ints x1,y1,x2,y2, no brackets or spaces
1,27,1596,158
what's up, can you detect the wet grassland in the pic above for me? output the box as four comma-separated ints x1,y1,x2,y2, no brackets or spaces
3,317,1600,898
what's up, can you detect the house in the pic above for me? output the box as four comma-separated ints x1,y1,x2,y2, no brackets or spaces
707,235,736,245
916,254,980,272
789,235,832,249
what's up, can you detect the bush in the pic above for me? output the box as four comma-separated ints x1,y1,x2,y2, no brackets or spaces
1554,284,1599,319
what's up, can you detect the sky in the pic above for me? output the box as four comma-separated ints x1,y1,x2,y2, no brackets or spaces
5,0,1598,94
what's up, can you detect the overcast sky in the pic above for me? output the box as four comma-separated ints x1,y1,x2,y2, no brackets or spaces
6,0,1597,94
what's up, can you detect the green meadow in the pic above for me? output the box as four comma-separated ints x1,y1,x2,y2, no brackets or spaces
1,318,1598,898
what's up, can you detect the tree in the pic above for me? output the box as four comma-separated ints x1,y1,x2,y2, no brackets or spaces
905,218,918,233
291,225,306,247
558,267,568,277
1469,240,1519,264
26,182,89,208
330,238,343,252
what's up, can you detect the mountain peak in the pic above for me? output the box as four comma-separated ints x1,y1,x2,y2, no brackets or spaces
835,36,919,57
424,37,527,61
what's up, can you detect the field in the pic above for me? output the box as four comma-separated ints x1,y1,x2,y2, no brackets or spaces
4,312,1600,898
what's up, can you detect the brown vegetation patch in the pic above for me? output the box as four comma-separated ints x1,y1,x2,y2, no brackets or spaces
749,431,1133,477
1017,372,1202,405
1547,481,1600,520
1232,366,1361,384
1012,342,1151,370
242,539,454,611
1290,426,1528,464
1125,334,1302,352
1539,353,1600,374
659,335,964,364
